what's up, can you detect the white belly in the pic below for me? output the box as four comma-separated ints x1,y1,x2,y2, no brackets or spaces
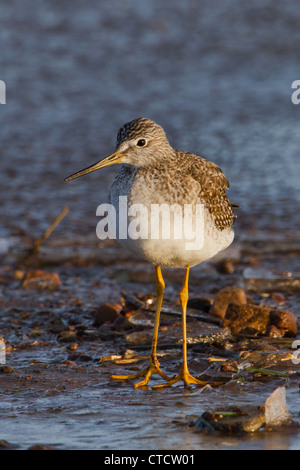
114,200,234,268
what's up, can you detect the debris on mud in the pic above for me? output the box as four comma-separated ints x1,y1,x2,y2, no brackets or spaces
18,207,69,269
243,267,300,293
193,386,295,434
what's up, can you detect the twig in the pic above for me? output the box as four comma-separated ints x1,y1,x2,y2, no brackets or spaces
33,206,69,252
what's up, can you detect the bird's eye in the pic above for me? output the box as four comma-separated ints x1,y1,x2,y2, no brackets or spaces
136,138,146,147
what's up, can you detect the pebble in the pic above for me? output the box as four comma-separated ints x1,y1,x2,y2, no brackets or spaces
194,406,265,434
187,297,212,313
27,444,55,450
0,365,15,374
269,309,298,337
58,331,77,343
125,331,153,345
210,286,247,319
0,440,15,449
94,303,121,326
112,315,133,331
223,303,297,337
265,387,291,428
21,270,61,290
215,260,235,274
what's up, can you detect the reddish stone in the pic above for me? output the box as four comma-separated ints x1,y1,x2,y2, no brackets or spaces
94,303,121,326
211,286,247,319
21,270,61,290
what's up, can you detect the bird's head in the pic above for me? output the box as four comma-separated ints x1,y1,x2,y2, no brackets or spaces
65,118,173,182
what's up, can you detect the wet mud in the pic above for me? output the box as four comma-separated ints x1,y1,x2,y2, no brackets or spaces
0,234,299,450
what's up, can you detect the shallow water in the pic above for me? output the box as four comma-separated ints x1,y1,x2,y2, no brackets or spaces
0,0,300,451
1,383,300,450
1,0,300,240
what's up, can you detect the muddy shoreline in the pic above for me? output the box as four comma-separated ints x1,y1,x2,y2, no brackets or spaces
0,233,299,450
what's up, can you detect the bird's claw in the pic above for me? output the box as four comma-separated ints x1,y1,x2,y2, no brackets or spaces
152,366,214,389
110,357,173,388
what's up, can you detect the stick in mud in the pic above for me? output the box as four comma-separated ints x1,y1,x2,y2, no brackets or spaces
33,206,70,252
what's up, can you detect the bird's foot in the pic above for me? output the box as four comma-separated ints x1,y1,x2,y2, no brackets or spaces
110,356,172,388
152,365,214,390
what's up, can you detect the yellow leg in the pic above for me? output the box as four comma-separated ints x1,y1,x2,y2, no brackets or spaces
110,265,171,388
153,266,209,389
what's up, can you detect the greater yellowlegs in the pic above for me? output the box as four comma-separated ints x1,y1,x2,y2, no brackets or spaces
65,117,237,389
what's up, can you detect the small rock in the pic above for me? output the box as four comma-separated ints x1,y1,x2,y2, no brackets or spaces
215,260,235,274
223,303,297,337
121,292,144,310
0,365,15,374
13,269,25,280
193,388,296,435
27,444,55,450
265,387,291,428
253,342,278,352
58,331,77,343
187,297,213,313
21,270,61,290
267,325,284,338
211,287,247,319
62,360,78,366
94,303,121,326
0,439,15,449
125,331,153,345
194,405,265,434
223,303,271,335
46,316,68,333
270,293,286,305
112,315,134,331
68,352,93,362
269,309,297,337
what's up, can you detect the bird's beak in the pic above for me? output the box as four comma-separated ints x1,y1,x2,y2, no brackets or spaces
64,152,122,182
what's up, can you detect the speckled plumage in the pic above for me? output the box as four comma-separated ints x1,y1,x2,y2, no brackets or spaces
109,118,236,267
114,117,235,230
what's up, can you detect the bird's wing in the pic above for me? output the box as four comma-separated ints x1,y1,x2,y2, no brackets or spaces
178,152,236,230
188,153,230,190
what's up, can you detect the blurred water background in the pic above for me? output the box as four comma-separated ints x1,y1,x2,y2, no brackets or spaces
0,0,299,242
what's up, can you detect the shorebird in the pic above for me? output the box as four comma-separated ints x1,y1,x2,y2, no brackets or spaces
65,117,237,389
